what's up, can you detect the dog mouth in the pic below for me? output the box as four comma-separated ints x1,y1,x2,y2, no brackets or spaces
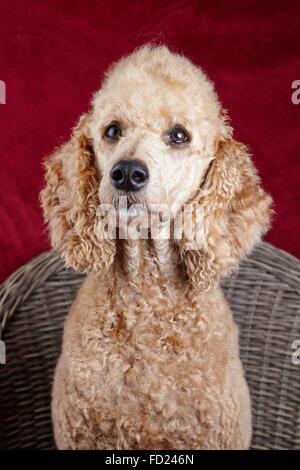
112,191,146,210
111,193,170,228
110,193,146,225
96,191,174,241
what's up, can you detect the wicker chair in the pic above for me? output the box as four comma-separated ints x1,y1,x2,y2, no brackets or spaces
0,242,299,450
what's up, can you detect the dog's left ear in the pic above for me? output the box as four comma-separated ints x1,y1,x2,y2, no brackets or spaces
178,136,273,290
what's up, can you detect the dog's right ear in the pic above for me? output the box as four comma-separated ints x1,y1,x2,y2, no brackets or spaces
40,113,115,273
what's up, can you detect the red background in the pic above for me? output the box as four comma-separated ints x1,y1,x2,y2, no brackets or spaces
0,0,300,283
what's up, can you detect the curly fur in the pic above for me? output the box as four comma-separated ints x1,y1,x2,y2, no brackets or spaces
40,44,272,450
179,137,271,290
42,114,115,272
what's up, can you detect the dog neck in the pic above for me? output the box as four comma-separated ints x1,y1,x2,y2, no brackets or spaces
114,238,187,291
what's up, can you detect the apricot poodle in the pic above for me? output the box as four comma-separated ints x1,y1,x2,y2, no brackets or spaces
41,45,272,449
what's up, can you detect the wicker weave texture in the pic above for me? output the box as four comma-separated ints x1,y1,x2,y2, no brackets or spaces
0,242,299,449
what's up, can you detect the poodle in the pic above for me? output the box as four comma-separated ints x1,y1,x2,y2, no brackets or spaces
40,45,272,450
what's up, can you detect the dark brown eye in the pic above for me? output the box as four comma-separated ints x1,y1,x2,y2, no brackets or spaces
169,127,189,144
104,123,121,141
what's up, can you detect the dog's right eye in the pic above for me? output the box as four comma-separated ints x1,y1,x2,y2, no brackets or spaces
104,123,122,141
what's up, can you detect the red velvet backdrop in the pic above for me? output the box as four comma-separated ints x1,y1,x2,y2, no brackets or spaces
0,0,300,282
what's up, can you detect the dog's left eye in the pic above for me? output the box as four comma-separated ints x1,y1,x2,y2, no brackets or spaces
169,127,189,144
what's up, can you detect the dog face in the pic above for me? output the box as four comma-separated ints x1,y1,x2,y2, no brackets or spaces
90,46,224,215
41,45,272,289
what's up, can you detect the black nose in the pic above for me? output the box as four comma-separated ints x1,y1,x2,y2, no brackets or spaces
110,159,149,192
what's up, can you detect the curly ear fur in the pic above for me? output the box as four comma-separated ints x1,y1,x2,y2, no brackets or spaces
179,136,272,290
40,114,115,273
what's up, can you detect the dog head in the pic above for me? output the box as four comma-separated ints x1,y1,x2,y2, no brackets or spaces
41,45,272,289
